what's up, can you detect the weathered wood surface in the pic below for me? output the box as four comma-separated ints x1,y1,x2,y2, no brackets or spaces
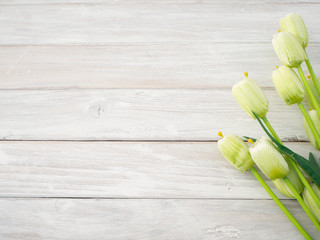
1,44,317,89
0,89,308,141
1,0,320,239
0,141,316,199
0,1,320,45
2,0,320,5
0,198,318,240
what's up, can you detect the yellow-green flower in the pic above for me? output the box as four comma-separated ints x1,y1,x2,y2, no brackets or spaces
272,158,304,198
272,65,304,105
303,109,320,150
232,74,268,119
280,13,308,48
272,32,307,68
218,133,254,172
302,184,320,222
249,137,289,180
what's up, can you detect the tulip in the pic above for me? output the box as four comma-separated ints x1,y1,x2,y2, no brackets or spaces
248,135,320,231
273,158,304,198
217,133,312,238
217,133,254,172
270,65,320,149
303,184,320,222
280,13,308,48
272,32,306,68
273,31,320,117
232,73,268,119
303,110,320,150
279,13,320,99
278,175,320,231
272,65,305,105
272,66,320,148
284,177,320,231
249,136,289,180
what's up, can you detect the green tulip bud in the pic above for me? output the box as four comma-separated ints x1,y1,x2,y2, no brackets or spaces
272,158,304,198
280,13,308,48
302,184,320,222
249,137,289,180
232,73,268,119
272,32,307,68
272,65,304,105
217,133,254,172
303,109,320,150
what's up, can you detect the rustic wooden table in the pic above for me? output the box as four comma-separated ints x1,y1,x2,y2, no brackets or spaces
0,0,319,239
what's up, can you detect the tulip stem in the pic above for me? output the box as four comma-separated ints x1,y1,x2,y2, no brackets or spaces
262,115,320,210
250,167,312,239
290,153,320,210
261,117,281,143
297,64,320,120
284,177,320,233
298,102,320,147
304,50,320,99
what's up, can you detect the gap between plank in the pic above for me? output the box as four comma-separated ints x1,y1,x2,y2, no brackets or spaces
1,42,320,47
0,1,319,7
0,196,294,201
0,139,308,143
0,87,276,91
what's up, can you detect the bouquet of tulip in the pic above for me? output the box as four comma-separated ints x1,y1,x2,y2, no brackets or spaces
218,13,320,239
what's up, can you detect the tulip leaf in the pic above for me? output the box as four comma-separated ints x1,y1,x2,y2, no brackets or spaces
309,152,317,167
309,152,320,171
252,111,320,186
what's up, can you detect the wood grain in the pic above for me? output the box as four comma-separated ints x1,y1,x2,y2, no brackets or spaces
0,198,318,240
1,44,317,89
0,141,316,198
1,0,319,5
0,2,320,45
0,89,307,141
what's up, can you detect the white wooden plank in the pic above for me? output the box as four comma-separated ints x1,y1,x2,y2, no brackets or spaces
2,43,317,89
0,89,308,141
0,141,315,198
0,2,320,44
1,0,318,5
0,0,201,4
0,198,318,240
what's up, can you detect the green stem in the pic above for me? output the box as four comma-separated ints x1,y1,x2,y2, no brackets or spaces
290,157,320,211
263,115,320,210
297,64,320,121
298,102,320,147
262,117,282,143
284,177,320,233
250,168,311,239
304,49,320,99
